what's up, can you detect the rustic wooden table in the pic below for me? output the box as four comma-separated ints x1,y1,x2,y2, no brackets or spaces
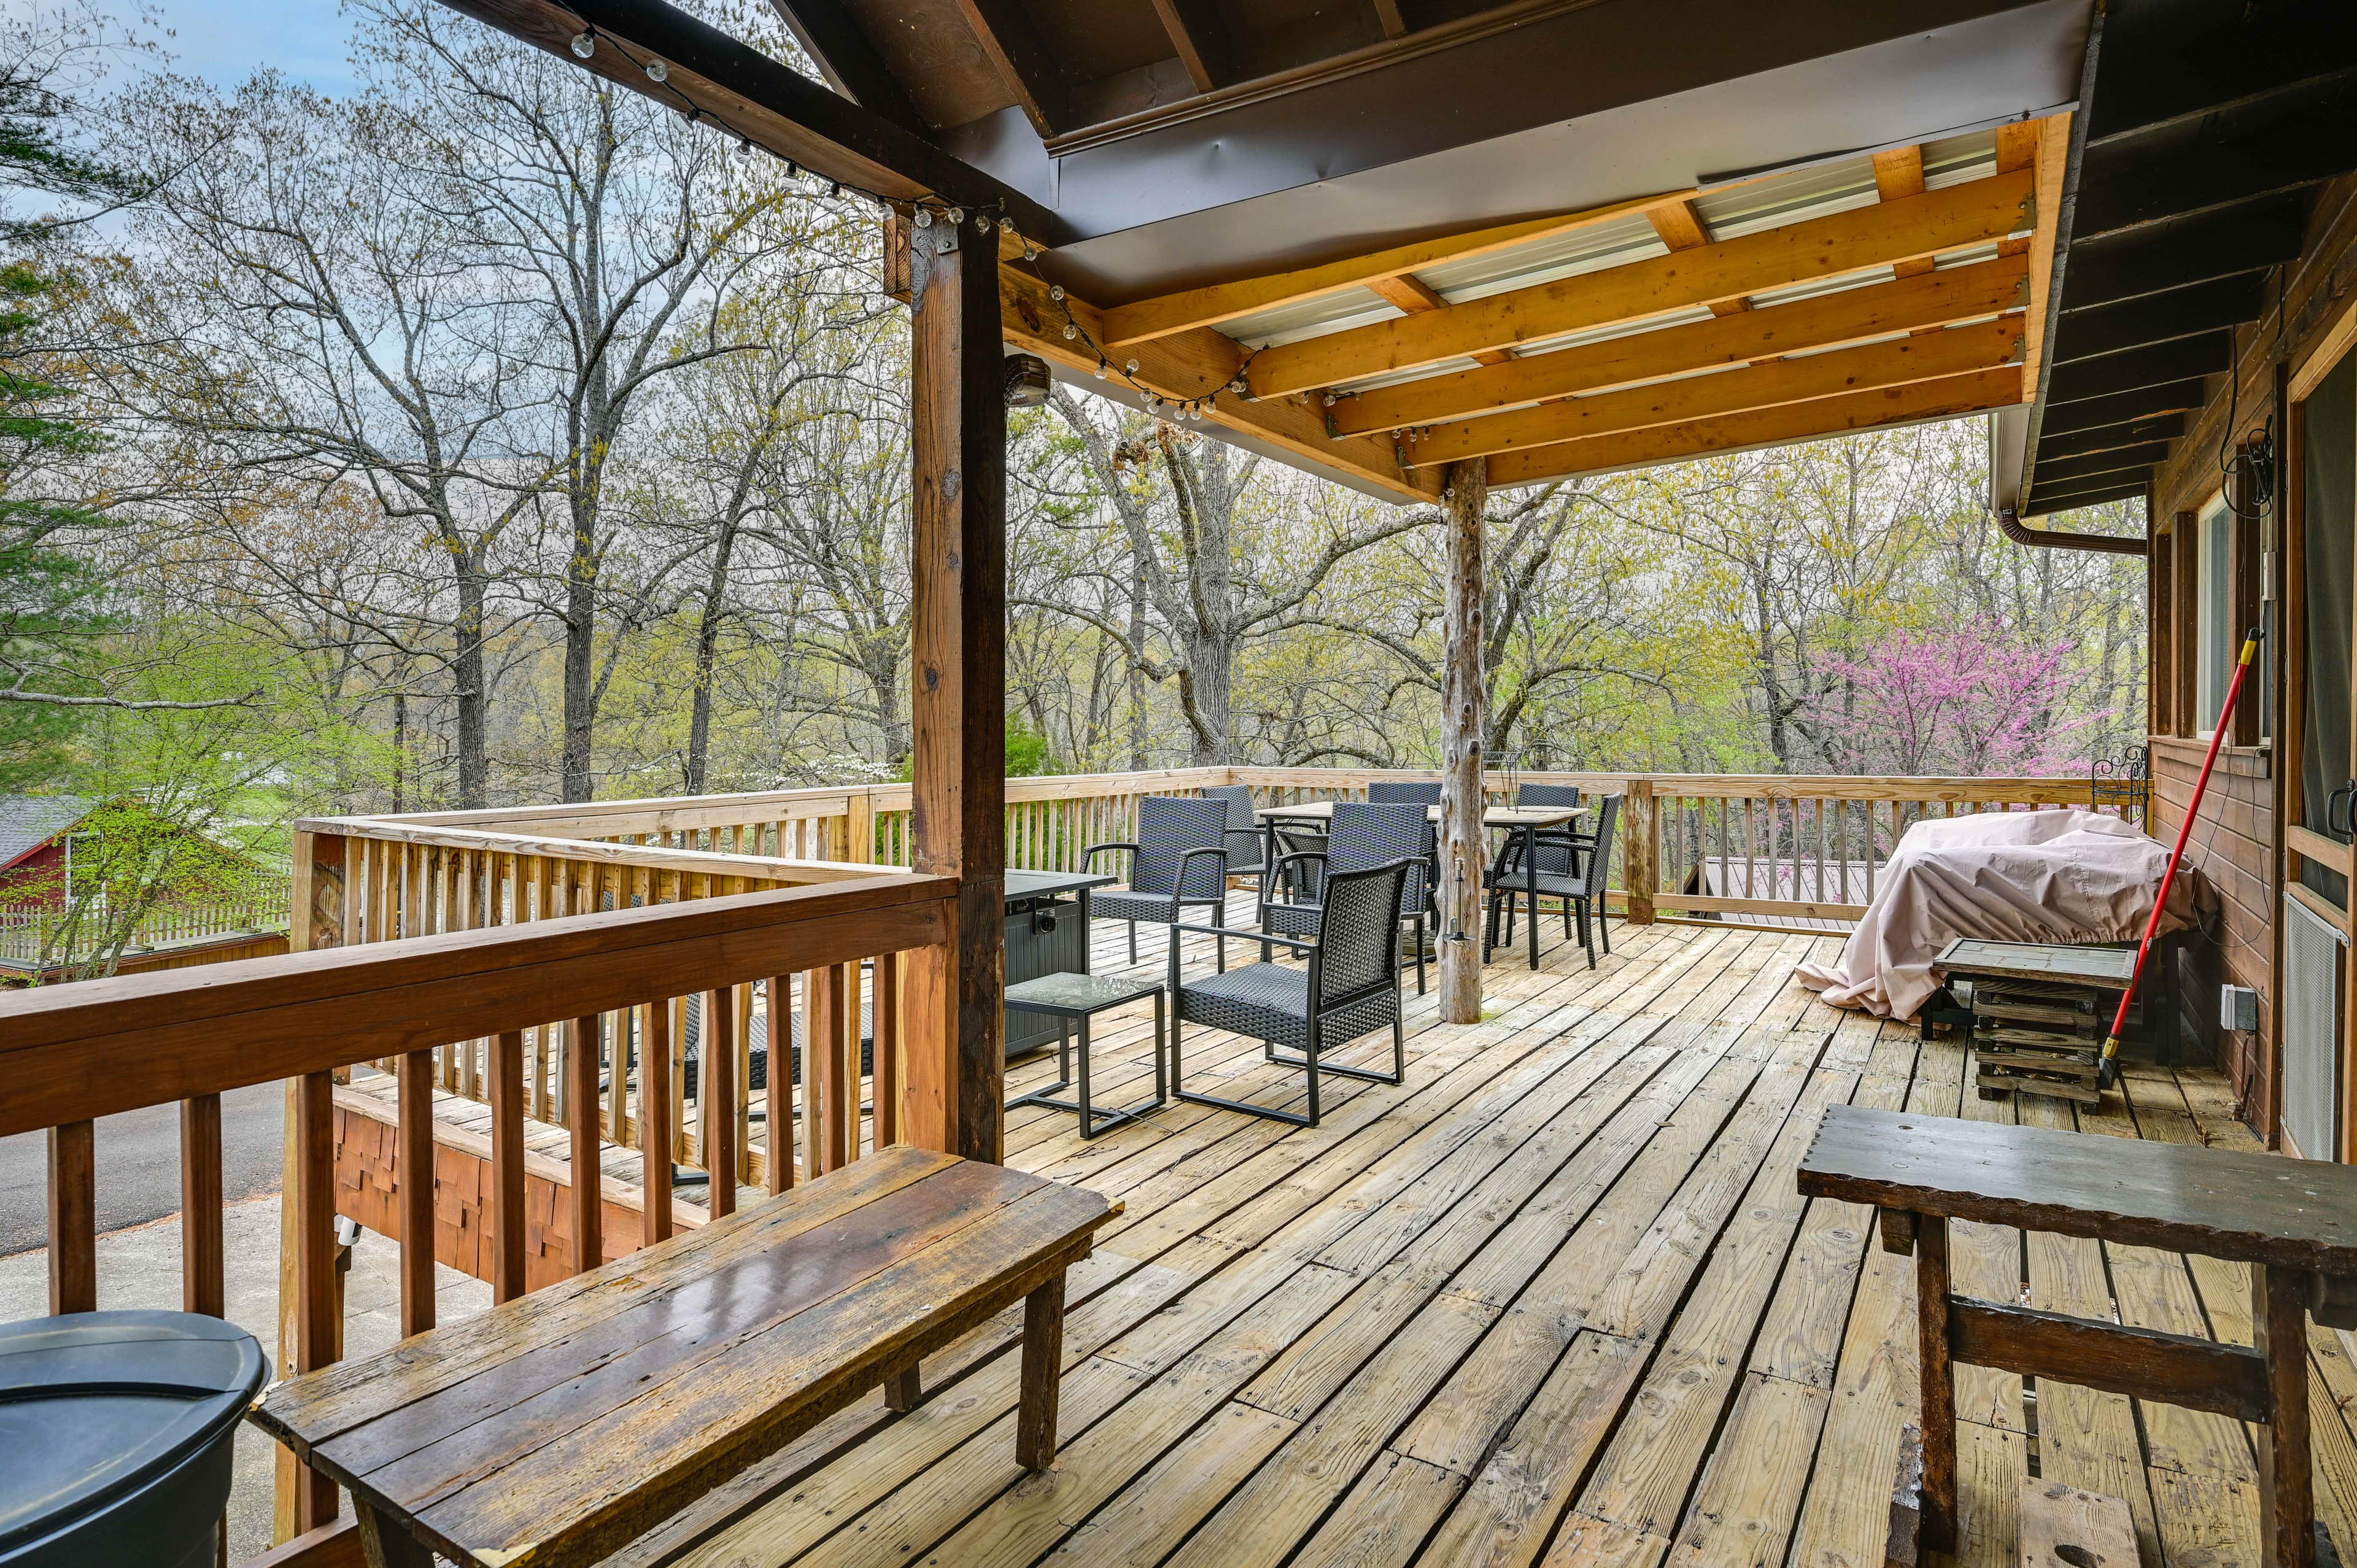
250,1146,1115,1568
1800,1103,2357,1568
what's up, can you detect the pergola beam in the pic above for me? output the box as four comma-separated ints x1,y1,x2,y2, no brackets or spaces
1097,192,1682,347
1484,366,2024,489
996,265,1441,502
1250,168,2037,398
1333,253,2029,435
762,0,926,135
441,0,1060,238
1408,317,2023,468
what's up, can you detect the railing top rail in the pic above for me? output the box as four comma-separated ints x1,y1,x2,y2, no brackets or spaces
0,871,956,1138
295,817,887,883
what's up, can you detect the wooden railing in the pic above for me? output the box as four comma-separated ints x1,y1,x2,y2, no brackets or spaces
0,865,955,1564
0,879,292,967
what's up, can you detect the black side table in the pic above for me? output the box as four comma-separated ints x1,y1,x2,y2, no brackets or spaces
1004,971,1168,1138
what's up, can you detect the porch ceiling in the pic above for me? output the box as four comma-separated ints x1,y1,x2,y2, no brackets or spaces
2003,0,2357,522
454,0,2357,511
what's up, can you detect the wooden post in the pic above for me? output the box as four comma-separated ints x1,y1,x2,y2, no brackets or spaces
904,205,1008,1163
1438,458,1487,1024
290,1069,339,1533
1916,1213,1956,1556
703,990,738,1216
180,1094,224,1316
277,830,344,1543
846,788,877,864
2254,1262,2315,1568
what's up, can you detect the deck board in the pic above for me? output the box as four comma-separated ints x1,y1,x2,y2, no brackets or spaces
406,902,2345,1568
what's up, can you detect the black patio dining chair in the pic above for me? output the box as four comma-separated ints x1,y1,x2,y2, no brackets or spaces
1366,779,1443,808
1258,801,1433,994
1487,792,1621,969
1164,858,1413,1129
1516,780,1586,864
1201,783,1271,894
1085,794,1231,968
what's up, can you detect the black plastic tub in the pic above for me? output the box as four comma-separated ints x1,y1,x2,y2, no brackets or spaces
0,1311,269,1568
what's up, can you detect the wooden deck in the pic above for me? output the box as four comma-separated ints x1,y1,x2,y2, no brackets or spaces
413,900,2357,1568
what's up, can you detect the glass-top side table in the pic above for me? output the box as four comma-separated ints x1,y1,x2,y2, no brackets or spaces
1004,971,1167,1138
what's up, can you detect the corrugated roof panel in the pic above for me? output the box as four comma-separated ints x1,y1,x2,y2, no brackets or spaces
1692,153,1878,238
1922,128,2000,188
1226,288,1403,349
1411,210,1666,301
1331,355,1494,396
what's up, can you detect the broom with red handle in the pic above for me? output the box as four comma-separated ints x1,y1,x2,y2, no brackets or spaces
2097,625,2262,1090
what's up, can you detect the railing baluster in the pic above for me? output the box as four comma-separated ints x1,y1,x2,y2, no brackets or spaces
764,976,792,1192
567,1014,603,1270
704,988,738,1218
48,1118,96,1315
397,1048,436,1335
639,1002,676,1243
733,980,754,1187
491,1029,527,1299
835,960,859,1166
876,951,902,1150
292,1068,339,1532
180,1094,224,1316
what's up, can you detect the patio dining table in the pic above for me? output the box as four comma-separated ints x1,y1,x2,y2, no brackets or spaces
1254,800,1585,971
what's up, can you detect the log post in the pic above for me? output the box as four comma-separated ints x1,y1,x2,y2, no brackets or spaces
1438,459,1488,1024
904,208,1008,1162
1625,778,1657,925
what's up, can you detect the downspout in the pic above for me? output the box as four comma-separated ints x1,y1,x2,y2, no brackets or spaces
1997,503,2148,557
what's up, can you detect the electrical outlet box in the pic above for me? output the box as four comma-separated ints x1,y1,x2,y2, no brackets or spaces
2221,983,2260,1033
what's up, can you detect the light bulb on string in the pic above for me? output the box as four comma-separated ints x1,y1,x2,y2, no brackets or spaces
1093,362,1108,379
569,31,595,58
644,58,668,82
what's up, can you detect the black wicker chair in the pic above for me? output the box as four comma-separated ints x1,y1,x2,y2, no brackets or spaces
1366,780,1443,808
1201,783,1270,893
1166,858,1412,1128
1487,792,1620,969
1085,794,1231,968
1259,801,1432,994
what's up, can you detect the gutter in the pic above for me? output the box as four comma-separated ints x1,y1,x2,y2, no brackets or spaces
1996,503,2147,556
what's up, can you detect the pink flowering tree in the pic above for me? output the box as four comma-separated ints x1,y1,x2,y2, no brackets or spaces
1800,622,2101,778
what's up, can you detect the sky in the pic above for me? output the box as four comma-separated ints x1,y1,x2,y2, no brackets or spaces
131,0,360,93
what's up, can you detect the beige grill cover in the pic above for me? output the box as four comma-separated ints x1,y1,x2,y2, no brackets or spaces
1795,808,2208,1021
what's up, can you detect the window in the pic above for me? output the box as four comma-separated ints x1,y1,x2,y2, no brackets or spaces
2195,490,2234,736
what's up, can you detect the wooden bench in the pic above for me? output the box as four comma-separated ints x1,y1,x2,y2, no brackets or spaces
1798,1104,2357,1568
250,1146,1115,1568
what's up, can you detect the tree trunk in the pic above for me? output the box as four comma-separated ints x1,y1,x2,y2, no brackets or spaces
561,513,598,803
1438,460,1488,1024
684,519,741,795
451,568,492,809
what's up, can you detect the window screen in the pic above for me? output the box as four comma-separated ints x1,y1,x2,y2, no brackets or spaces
2301,346,2355,906
2197,496,2233,732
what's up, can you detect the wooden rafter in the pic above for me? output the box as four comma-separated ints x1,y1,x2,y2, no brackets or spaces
443,0,1059,234
1484,365,2024,488
763,0,926,135
1872,145,1935,284
1149,0,1231,93
1366,274,1512,366
996,267,1440,503
1409,317,2024,468
1249,167,2037,398
2020,112,2071,413
1097,191,1681,347
952,0,1072,137
1648,199,1749,316
1332,253,2029,434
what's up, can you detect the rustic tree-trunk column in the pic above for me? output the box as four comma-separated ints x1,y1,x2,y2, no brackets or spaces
1438,460,1487,1024
905,214,1008,1162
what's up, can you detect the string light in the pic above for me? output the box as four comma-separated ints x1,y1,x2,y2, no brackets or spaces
569,30,595,58
644,58,668,82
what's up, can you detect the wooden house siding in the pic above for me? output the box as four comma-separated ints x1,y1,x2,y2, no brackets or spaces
2146,169,2357,1145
